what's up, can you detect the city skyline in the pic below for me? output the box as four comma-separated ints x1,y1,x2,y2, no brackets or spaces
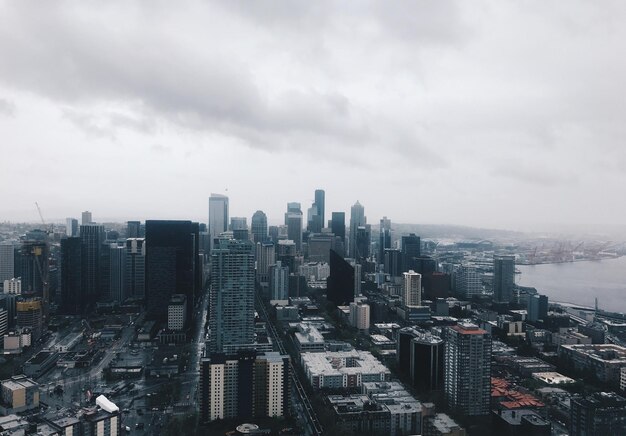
2,2,626,232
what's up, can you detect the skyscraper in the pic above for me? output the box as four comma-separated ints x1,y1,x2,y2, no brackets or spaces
327,249,355,306
528,294,549,323
349,201,366,258
108,244,126,304
125,238,145,299
401,233,421,273
209,239,255,353
354,225,371,264
493,255,515,303
403,270,422,308
251,210,268,244
331,212,346,243
379,217,391,265
230,217,249,240
126,221,141,238
455,265,482,299
145,220,197,321
269,261,289,301
444,323,492,416
255,242,275,283
209,193,229,248
79,223,105,309
285,203,303,252
314,189,325,228
60,237,82,314
0,241,16,284
81,211,92,225
65,218,78,237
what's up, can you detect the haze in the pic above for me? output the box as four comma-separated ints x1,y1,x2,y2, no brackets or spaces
1,1,625,233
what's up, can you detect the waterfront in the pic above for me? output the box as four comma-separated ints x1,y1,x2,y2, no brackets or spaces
517,256,626,313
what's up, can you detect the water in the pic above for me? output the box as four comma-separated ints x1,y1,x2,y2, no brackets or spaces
517,256,626,312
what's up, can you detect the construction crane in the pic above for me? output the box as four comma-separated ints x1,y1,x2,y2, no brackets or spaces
35,202,53,235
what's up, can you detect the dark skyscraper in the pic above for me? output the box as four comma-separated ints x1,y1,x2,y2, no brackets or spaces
285,202,303,252
79,223,105,308
209,239,255,353
125,238,145,300
251,210,268,244
355,225,371,264
18,240,48,296
314,189,325,229
379,217,391,265
331,212,345,243
493,255,515,303
127,221,141,238
145,220,197,321
349,201,366,258
60,237,82,314
401,233,421,272
527,294,549,323
327,249,355,306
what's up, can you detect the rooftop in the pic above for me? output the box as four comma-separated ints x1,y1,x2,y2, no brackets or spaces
301,350,390,377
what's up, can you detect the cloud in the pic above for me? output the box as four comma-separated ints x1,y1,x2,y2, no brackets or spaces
0,98,15,116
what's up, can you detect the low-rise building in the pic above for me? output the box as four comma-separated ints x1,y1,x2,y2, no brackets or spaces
559,344,626,383
493,409,551,436
294,323,325,353
301,350,390,389
570,392,626,436
532,372,575,385
423,413,466,436
0,375,39,414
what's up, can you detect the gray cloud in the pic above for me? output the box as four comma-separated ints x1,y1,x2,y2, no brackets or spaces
0,98,15,116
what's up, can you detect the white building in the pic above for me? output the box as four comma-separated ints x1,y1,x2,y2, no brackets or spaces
349,302,370,331
301,350,390,389
3,278,21,295
403,270,421,308
167,294,187,331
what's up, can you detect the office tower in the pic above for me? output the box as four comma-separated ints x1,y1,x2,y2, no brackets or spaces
403,270,422,308
125,238,145,299
352,261,362,297
455,265,482,299
230,217,249,240
126,221,141,238
307,204,322,234
79,223,105,308
209,239,255,353
331,212,346,243
65,218,78,237
444,323,492,416
401,234,421,272
288,274,307,299
167,294,187,331
349,201,366,257
60,237,82,314
99,242,111,301
209,193,229,248
314,189,325,228
200,351,289,422
528,294,549,323
327,250,355,306
570,392,626,436
379,217,391,264
255,242,275,283
493,255,515,303
269,261,289,301
16,298,43,342
145,220,197,321
308,233,334,263
0,242,16,284
108,244,126,304
285,203,303,252
81,211,92,225
397,328,444,392
349,302,370,331
384,249,402,277
17,240,47,296
276,240,296,272
355,225,371,264
251,210,268,244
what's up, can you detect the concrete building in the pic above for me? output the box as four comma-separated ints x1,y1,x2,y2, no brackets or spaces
285,203,303,252
167,294,187,331
16,299,42,342
125,238,145,299
559,344,626,383
0,241,16,285
423,413,467,436
0,375,39,414
66,217,78,237
570,392,626,436
269,261,289,302
301,350,390,389
294,323,325,353
349,302,370,331
251,210,268,244
444,323,492,416
455,265,482,299
493,255,515,303
208,193,229,250
255,242,275,283
403,270,422,308
528,294,549,323
493,409,550,436
3,278,20,295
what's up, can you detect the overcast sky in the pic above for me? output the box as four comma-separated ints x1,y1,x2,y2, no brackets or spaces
1,1,625,232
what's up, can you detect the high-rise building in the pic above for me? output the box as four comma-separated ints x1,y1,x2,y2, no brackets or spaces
570,392,626,436
528,294,549,323
384,248,402,278
255,242,275,283
397,328,444,392
276,240,296,272
79,224,105,309
327,250,355,306
331,212,346,243
65,218,78,237
269,261,289,301
0,242,16,284
403,270,422,308
16,299,43,342
60,237,82,314
493,255,515,303
200,351,289,423
81,211,92,225
314,189,325,229
167,294,187,331
401,234,421,272
355,225,371,264
209,193,229,249
349,201,366,258
349,302,370,331
124,238,145,299
444,323,492,416
251,210,268,244
145,220,198,321
230,217,249,240
3,278,21,295
379,217,391,265
285,203,303,252
17,240,48,296
308,233,334,263
126,221,141,238
455,265,482,299
108,244,126,304
209,239,255,353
